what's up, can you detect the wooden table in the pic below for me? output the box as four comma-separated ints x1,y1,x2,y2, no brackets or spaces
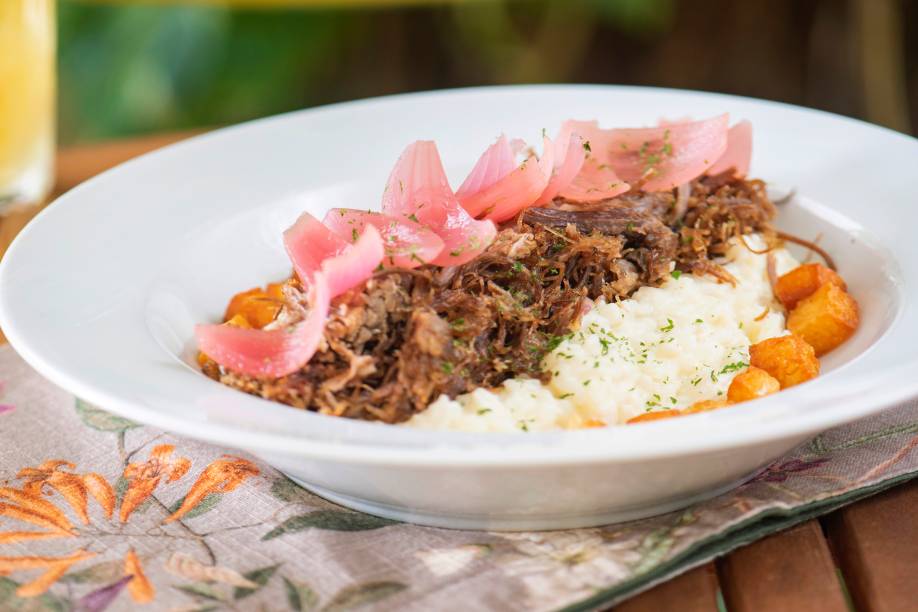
1,133,916,611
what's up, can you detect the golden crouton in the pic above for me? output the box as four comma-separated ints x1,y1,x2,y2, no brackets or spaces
749,334,820,388
626,409,681,424
727,366,781,403
786,283,859,356
682,399,730,414
774,263,846,310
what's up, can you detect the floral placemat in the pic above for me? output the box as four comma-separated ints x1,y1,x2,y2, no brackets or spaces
1,345,917,612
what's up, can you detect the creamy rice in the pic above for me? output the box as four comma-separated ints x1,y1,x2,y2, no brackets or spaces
405,234,799,432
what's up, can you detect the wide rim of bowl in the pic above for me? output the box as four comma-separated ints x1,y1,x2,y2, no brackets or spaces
2,84,917,467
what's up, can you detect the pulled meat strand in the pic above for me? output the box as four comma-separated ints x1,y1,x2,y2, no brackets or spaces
775,230,837,270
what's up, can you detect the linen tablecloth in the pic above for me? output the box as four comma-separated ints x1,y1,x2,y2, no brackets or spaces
1,345,916,611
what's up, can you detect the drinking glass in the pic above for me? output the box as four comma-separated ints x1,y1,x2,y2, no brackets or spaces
0,0,55,211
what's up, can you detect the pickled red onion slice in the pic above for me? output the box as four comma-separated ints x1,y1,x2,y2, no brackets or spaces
455,135,518,200
283,212,384,298
194,271,331,378
323,208,444,268
558,157,630,203
604,114,729,191
382,140,496,266
535,131,586,205
707,120,752,178
458,135,554,222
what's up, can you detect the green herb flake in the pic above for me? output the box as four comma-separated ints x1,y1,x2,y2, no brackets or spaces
719,361,749,375
671,270,682,280
659,318,675,332
477,408,492,416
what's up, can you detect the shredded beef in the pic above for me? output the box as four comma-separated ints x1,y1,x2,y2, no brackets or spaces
206,176,776,423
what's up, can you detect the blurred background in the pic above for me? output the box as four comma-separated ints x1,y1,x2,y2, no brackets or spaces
57,0,917,145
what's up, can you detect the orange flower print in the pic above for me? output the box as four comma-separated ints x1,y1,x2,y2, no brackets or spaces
16,460,115,525
0,487,73,534
124,548,155,604
165,456,259,523
120,444,191,523
0,549,96,597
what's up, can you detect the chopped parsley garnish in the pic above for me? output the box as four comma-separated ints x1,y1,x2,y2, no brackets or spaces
511,261,524,273
583,379,591,387
598,337,610,356
546,333,572,352
449,247,464,257
351,228,359,242
583,140,592,152
559,392,574,399
440,362,454,374
695,318,704,324
477,408,492,415
719,361,748,375
691,377,702,386
659,318,674,332
406,213,420,223
450,317,465,330
671,270,682,280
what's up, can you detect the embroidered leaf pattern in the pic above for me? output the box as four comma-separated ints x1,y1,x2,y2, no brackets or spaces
164,552,257,588
74,400,138,433
0,576,69,612
283,576,319,612
322,581,407,611
262,511,397,540
61,560,124,584
75,575,132,612
233,564,279,600
270,477,314,504
167,493,222,521
174,582,228,602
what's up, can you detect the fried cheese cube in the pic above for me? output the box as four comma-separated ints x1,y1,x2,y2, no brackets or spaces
786,283,859,356
774,263,846,310
224,287,283,329
749,334,819,388
727,366,781,403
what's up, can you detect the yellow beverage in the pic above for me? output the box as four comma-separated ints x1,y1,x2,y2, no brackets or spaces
0,0,55,208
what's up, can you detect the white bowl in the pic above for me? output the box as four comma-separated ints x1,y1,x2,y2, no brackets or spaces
2,86,917,530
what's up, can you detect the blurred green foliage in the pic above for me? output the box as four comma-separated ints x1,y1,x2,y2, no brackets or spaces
58,1,351,142
57,0,679,144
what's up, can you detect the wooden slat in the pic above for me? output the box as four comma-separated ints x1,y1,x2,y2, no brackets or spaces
54,130,202,193
825,478,918,612
717,520,848,612
615,563,719,612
